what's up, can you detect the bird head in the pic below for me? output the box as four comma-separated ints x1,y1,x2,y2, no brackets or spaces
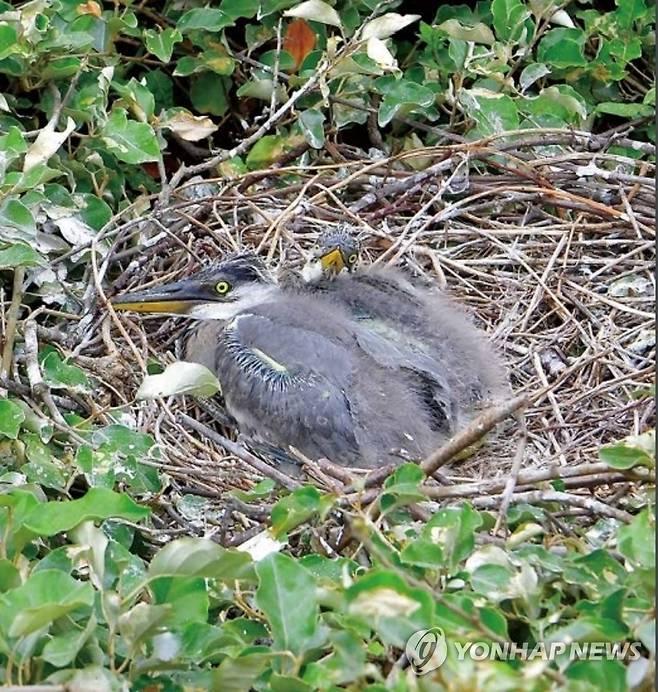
111,253,277,319
302,229,360,282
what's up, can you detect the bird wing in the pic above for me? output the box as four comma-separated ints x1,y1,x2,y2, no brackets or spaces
213,313,362,465
353,323,456,429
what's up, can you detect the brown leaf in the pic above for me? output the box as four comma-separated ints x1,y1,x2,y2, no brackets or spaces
283,19,317,71
77,1,102,17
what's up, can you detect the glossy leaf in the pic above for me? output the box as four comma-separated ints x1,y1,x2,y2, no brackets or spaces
144,27,182,63
149,538,255,581
0,570,94,638
0,399,25,438
255,553,321,653
100,108,160,164
22,488,150,536
299,108,326,148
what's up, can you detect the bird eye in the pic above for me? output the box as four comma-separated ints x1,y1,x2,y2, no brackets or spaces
215,280,231,295
348,253,358,265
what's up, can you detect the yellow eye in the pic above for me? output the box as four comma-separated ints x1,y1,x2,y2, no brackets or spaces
215,280,231,295
348,253,358,265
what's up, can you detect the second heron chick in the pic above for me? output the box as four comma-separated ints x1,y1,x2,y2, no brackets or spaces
296,231,509,420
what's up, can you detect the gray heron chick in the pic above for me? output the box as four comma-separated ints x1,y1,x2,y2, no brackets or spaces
112,252,505,469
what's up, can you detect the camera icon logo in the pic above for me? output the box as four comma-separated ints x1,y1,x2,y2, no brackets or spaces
405,627,448,675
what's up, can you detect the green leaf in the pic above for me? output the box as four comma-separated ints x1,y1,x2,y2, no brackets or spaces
271,486,335,538
255,553,321,653
545,616,630,647
112,78,155,123
0,559,20,591
519,62,550,92
600,430,655,469
151,576,209,626
232,478,276,502
461,90,520,135
117,602,172,650
0,399,25,438
346,569,434,647
400,537,445,569
222,0,260,20
302,630,366,688
149,538,255,581
92,424,155,456
617,509,655,569
0,570,94,638
190,73,231,116
522,85,587,123
378,80,435,127
23,431,66,490
246,135,286,169
595,102,655,118
436,19,495,45
537,27,587,68
0,490,42,557
173,55,206,77
144,27,182,63
211,651,272,691
299,108,326,149
0,198,36,243
41,349,91,392
380,463,425,511
100,108,160,164
22,488,150,536
77,193,112,231
423,503,482,570
300,554,358,582
470,564,515,598
177,8,233,33
200,49,236,76
0,23,18,61
0,126,27,162
492,0,531,44
271,673,314,692
42,615,97,667
566,659,626,692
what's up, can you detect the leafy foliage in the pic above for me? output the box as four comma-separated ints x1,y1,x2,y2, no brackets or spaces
0,0,655,688
0,400,655,688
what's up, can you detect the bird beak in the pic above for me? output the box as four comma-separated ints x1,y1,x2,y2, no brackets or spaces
318,247,346,274
111,278,205,315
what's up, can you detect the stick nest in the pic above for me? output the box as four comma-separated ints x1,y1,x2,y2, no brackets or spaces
36,130,657,540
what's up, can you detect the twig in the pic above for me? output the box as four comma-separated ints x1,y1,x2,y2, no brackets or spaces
178,413,301,491
23,319,67,426
420,394,530,477
424,462,652,500
472,490,634,523
0,266,25,387
493,422,528,535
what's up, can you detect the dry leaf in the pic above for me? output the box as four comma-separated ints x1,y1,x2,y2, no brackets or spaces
366,37,397,71
284,19,317,71
23,117,76,172
284,0,342,29
163,111,218,141
77,1,102,17
361,12,420,40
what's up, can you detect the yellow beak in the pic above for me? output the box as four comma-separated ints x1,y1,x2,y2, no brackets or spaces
319,247,346,274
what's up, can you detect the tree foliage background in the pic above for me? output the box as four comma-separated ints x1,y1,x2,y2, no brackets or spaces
0,1,655,690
